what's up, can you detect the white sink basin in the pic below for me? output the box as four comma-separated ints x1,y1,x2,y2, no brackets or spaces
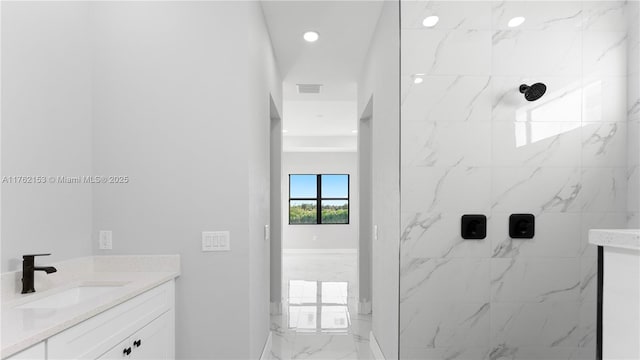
15,285,124,310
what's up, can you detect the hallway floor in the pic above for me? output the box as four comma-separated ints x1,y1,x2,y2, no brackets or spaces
270,252,372,360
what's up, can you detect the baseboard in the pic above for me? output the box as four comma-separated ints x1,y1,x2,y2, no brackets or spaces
283,248,357,254
358,300,372,314
270,301,282,315
369,331,385,360
260,331,273,360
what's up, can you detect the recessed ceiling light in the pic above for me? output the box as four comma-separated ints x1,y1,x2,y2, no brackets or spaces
352,130,358,134
422,15,440,28
303,31,319,42
508,16,525,28
282,129,289,133
413,74,425,84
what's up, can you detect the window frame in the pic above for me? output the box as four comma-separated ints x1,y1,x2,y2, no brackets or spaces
288,173,350,225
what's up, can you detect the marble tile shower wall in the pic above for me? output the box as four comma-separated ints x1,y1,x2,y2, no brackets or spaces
399,1,631,359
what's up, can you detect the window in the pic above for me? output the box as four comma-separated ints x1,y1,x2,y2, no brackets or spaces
289,174,349,225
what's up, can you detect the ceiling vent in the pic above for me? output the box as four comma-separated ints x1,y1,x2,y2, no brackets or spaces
297,84,323,94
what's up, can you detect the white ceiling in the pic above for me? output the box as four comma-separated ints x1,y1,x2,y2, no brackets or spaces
261,1,383,143
283,135,358,152
284,99,357,136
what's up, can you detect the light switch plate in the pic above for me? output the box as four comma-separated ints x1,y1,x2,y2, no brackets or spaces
202,231,231,252
374,225,378,241
99,230,112,250
264,225,270,241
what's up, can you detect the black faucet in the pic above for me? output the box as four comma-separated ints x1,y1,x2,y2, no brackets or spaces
21,254,57,294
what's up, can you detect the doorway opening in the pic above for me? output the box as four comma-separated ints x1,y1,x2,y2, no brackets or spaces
262,1,384,358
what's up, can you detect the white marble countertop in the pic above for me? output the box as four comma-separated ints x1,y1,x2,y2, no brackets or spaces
589,229,640,251
0,255,180,358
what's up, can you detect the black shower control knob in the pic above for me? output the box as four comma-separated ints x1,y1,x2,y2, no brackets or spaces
461,215,487,240
509,214,535,239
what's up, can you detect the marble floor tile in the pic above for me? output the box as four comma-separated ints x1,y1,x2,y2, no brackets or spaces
271,252,371,360
292,334,359,360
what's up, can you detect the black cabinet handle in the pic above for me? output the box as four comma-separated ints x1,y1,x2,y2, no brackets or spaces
123,347,132,356
133,339,142,347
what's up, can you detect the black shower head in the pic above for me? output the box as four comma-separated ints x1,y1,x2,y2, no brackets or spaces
519,83,547,101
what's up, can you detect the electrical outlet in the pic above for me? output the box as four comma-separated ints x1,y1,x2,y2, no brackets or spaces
202,231,231,252
99,230,112,250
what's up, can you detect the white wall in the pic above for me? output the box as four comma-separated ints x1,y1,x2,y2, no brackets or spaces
282,152,358,250
246,4,282,356
90,2,281,359
358,105,373,312
270,102,283,310
357,1,400,357
1,2,93,271
628,1,640,228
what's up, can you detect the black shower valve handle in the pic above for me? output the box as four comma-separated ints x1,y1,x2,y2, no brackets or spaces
509,214,535,239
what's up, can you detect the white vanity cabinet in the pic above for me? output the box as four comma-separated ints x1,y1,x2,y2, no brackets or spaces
126,309,174,359
97,337,132,360
602,247,640,360
21,280,176,360
1,255,179,360
98,310,174,359
3,342,45,360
